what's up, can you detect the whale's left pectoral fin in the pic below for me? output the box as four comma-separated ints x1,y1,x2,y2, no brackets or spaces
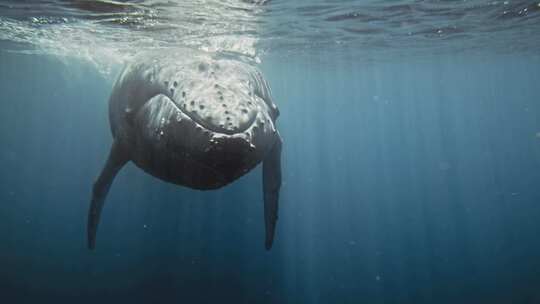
262,135,282,250
87,141,129,250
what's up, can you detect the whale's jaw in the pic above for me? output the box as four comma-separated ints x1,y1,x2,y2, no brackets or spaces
129,93,273,189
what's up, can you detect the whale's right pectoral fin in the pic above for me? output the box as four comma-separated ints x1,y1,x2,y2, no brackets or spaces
87,141,129,250
262,135,282,250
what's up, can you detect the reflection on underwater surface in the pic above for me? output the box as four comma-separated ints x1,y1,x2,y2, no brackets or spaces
1,0,540,70
1,0,540,303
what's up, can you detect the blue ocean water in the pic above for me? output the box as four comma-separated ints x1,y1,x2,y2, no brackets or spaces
1,1,540,303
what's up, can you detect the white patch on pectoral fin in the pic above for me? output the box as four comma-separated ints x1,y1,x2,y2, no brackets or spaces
87,141,129,250
262,135,282,250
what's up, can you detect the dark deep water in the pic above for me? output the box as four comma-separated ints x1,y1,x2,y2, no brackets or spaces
2,36,540,304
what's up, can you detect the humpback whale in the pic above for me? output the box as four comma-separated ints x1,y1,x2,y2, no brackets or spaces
88,50,282,250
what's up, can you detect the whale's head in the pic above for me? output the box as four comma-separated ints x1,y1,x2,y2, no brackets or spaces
118,54,279,188
168,60,277,135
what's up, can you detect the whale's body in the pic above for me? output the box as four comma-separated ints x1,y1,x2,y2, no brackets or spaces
88,50,282,250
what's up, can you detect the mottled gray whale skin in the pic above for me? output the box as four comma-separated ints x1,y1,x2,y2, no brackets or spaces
88,50,282,250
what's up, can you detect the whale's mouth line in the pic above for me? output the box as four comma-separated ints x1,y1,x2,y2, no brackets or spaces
136,94,239,182
158,93,257,136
